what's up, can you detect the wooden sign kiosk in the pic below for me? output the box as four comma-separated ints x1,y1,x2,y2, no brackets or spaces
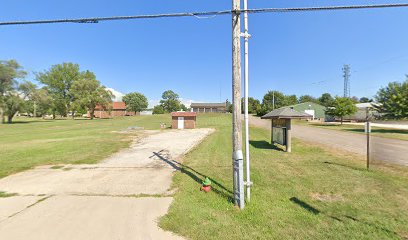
261,108,312,152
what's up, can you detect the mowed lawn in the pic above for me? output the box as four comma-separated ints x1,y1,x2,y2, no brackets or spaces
161,114,408,240
294,120,408,141
0,115,171,179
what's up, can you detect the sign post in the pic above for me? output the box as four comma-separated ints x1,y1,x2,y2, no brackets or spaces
365,121,371,170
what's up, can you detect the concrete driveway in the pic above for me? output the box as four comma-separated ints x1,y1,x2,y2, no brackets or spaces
0,128,214,240
249,116,408,166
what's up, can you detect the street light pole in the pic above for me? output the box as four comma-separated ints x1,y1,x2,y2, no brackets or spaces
242,0,252,203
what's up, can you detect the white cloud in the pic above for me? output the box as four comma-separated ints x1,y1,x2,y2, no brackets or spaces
106,88,125,102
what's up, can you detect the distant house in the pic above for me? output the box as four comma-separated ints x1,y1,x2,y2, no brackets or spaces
190,102,227,113
285,102,326,120
343,102,380,122
89,102,139,118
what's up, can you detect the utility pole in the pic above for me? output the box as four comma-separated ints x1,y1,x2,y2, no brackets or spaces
366,108,371,170
232,0,244,209
272,91,275,110
343,64,351,98
242,0,252,203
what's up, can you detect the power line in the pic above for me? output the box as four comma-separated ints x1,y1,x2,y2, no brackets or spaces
1,3,408,26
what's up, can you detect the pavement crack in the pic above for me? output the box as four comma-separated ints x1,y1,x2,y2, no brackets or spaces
1,196,52,223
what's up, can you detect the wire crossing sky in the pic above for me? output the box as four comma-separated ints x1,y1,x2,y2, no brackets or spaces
1,0,408,105
1,3,408,26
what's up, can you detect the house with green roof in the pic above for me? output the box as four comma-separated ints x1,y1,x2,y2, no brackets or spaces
284,102,326,120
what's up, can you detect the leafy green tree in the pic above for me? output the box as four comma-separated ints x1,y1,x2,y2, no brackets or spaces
241,97,261,114
283,94,298,106
0,60,26,123
298,95,317,104
180,104,188,112
36,63,82,118
4,92,25,123
318,93,334,107
226,99,232,113
325,97,358,124
256,91,297,116
160,90,181,112
71,73,113,119
375,80,408,119
359,97,372,103
122,92,148,114
32,88,52,118
152,105,165,114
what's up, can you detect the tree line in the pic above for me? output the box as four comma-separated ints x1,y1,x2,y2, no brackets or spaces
0,59,189,123
0,60,116,123
233,78,408,121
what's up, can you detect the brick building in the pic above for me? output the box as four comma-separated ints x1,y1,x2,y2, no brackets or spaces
89,102,138,118
190,102,227,113
171,112,197,129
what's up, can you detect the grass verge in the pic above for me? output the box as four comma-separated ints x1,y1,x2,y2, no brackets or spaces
160,114,408,239
0,115,171,178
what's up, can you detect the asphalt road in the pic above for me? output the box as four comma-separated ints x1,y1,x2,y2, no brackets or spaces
249,116,408,167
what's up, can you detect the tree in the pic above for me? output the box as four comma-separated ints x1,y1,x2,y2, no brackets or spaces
283,94,298,106
226,99,232,113
241,97,261,114
152,105,165,114
0,60,26,123
4,92,25,123
256,91,297,116
375,80,408,119
71,72,113,120
159,90,181,112
19,81,39,116
359,97,372,103
298,95,317,104
122,92,148,114
318,93,334,107
31,88,52,118
36,63,82,118
180,104,188,112
325,97,358,124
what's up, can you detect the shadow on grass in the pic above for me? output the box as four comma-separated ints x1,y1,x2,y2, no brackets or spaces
323,161,363,171
346,128,408,135
6,120,53,124
289,197,320,215
329,215,400,237
152,151,234,203
249,140,285,151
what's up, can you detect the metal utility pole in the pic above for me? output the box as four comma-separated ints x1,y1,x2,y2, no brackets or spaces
232,0,245,209
343,64,351,98
242,0,252,203
365,108,371,170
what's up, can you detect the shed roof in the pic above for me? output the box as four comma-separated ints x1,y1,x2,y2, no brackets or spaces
171,112,197,117
261,108,312,119
190,103,226,108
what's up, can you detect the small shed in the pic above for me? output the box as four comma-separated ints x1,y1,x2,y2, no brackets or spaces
171,112,197,129
261,108,312,152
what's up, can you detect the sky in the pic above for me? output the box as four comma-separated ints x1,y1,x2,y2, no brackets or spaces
1,0,408,107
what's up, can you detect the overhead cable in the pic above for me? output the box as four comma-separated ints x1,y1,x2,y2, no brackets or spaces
1,3,408,26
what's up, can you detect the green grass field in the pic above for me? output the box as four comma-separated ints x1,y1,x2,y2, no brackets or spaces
1,114,407,239
160,114,408,240
0,115,171,179
294,120,408,141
